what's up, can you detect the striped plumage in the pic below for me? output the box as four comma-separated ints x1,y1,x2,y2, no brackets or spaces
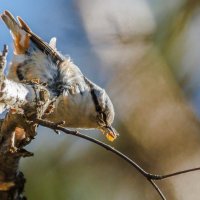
1,10,118,141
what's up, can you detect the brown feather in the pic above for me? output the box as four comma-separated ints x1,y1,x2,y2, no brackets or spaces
1,10,30,54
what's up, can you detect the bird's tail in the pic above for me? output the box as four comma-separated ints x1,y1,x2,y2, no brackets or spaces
2,10,63,65
18,16,64,65
1,11,30,54
1,10,63,65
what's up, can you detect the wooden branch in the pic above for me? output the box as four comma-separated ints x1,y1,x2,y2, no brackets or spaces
0,45,52,200
37,118,200,200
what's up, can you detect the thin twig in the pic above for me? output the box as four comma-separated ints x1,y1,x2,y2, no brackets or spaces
2,45,8,57
36,119,149,176
36,118,200,200
148,179,166,200
37,119,166,199
155,167,200,180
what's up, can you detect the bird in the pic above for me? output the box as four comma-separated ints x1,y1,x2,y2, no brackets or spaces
1,10,118,142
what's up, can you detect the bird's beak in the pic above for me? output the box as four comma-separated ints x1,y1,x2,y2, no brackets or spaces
100,126,119,142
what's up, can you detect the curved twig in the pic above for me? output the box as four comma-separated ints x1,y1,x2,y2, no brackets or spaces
36,118,200,200
148,179,166,200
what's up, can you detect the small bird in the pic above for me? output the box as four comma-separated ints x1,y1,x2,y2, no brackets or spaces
1,10,118,141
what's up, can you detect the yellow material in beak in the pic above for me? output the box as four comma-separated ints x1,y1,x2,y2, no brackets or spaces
100,126,119,142
106,132,117,142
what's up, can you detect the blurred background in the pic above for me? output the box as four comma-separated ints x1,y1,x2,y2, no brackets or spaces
1,0,200,199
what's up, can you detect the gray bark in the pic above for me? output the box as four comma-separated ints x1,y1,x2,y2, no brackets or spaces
0,45,52,200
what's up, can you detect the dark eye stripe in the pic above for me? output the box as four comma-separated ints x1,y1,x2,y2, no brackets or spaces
102,112,107,124
84,76,107,124
90,89,108,125
90,89,102,113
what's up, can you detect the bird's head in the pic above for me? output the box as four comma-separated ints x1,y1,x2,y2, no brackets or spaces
90,87,119,142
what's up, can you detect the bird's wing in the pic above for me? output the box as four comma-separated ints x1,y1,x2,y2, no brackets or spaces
17,12,86,95
1,11,60,87
1,11,91,121
1,10,88,95
17,15,64,65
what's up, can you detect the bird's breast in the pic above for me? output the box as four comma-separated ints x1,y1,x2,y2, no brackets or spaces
47,89,97,129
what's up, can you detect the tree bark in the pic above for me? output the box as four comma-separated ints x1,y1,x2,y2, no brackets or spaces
0,45,51,199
